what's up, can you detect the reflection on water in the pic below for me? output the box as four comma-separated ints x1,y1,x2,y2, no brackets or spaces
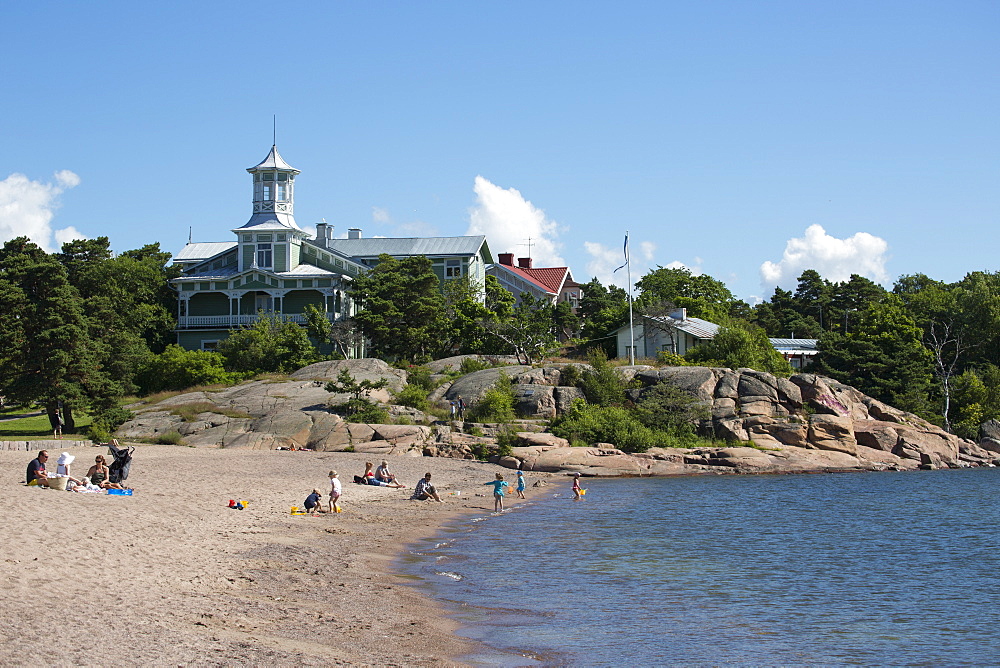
401,470,1000,666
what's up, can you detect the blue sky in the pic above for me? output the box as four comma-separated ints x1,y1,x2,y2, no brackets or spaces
2,1,997,303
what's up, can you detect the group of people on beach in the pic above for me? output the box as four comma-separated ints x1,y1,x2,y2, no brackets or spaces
24,449,125,492
300,460,543,515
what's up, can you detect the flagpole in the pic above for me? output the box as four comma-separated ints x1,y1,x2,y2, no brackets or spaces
626,231,635,365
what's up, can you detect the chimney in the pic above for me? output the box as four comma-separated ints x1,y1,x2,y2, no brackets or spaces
348,228,362,240
498,253,514,266
669,307,687,321
315,223,333,248
517,257,533,269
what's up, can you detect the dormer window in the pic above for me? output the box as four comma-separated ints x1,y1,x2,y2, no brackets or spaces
257,243,273,268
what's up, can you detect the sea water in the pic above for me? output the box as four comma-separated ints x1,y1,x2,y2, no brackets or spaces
400,469,1000,666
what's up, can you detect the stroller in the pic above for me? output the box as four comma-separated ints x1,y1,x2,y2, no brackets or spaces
107,441,135,485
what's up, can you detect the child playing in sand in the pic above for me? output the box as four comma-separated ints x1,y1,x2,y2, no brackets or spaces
515,470,526,499
328,471,342,514
304,489,323,515
484,473,509,512
572,472,583,500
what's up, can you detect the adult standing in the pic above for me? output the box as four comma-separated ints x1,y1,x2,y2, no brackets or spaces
53,411,64,439
26,450,50,486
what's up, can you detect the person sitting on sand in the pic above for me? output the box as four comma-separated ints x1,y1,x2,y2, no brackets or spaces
26,450,50,487
364,462,404,488
374,460,400,485
56,452,82,486
87,455,125,490
411,473,442,502
303,489,323,515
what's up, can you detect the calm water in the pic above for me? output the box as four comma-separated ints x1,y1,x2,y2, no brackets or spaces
400,469,1000,667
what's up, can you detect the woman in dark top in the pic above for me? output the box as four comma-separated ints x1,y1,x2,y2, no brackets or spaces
87,455,124,490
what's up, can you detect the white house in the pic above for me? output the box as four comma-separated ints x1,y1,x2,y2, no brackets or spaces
614,308,719,359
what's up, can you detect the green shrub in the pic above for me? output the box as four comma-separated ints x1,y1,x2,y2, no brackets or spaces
550,399,680,453
495,425,517,458
88,407,134,443
405,365,436,391
334,398,390,424
136,345,245,395
656,351,690,367
559,364,583,387
156,430,186,445
395,414,413,425
394,384,430,411
634,383,709,436
169,402,253,422
468,372,516,422
579,349,627,407
459,357,494,375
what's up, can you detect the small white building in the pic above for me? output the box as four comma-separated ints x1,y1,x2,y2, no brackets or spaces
613,308,719,360
768,338,819,370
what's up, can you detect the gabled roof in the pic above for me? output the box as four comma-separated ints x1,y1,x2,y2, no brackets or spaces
616,315,720,340
489,263,560,296
247,145,299,173
174,242,238,263
655,315,719,339
325,235,490,259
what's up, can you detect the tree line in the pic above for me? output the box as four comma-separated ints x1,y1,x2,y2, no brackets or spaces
1,238,997,440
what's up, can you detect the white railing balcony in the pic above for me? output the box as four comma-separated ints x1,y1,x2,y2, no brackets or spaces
177,313,339,329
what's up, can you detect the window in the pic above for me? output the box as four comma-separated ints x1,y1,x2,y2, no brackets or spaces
445,259,462,278
243,234,252,242
263,173,274,181
201,340,219,351
257,234,272,242
262,184,272,200
276,183,287,200
277,233,286,242
257,243,272,268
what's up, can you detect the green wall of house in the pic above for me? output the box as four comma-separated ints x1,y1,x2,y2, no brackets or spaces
188,292,229,316
283,290,324,314
177,330,230,350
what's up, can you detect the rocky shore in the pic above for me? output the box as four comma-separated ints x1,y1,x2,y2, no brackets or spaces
111,357,1000,476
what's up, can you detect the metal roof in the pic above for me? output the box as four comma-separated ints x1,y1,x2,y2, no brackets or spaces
325,235,488,259
669,316,720,339
769,338,819,353
247,145,300,173
237,214,302,231
174,242,237,262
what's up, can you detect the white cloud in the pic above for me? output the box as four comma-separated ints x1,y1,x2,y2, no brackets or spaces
760,224,889,292
466,176,564,266
370,206,439,238
0,170,84,251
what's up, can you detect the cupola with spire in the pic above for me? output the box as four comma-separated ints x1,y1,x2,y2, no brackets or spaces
241,144,301,231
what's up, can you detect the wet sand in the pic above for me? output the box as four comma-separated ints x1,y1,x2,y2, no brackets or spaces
1,445,551,666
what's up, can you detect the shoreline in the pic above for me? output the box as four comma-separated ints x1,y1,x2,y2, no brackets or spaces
0,445,550,667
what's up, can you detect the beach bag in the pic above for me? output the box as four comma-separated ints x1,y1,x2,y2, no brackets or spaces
353,475,366,485
108,442,135,484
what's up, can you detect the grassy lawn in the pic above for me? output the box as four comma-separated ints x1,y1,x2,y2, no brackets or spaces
0,411,93,440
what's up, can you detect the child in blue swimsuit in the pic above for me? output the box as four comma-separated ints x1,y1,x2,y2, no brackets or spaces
484,473,509,512
515,470,526,499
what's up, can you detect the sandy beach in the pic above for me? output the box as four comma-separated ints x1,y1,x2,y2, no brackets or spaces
1,445,555,667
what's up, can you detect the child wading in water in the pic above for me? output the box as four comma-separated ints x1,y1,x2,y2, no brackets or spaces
572,472,583,500
484,473,509,512
515,470,526,499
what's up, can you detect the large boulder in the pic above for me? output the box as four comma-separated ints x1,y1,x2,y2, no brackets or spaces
853,420,900,452
637,366,718,403
807,414,858,455
513,384,557,418
290,358,407,395
892,426,960,465
446,366,532,404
